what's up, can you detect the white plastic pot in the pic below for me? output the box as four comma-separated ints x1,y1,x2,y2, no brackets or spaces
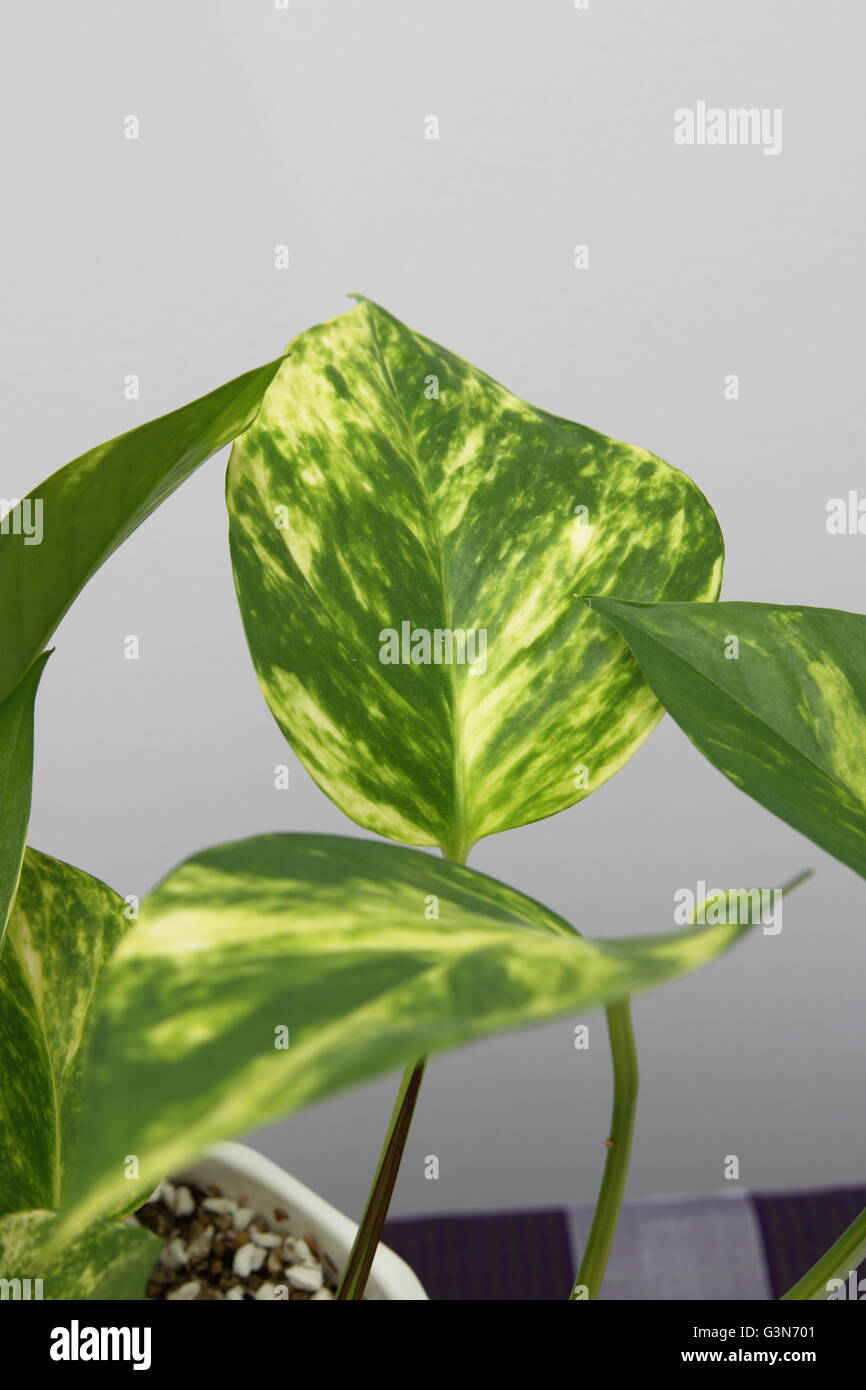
176,1141,428,1302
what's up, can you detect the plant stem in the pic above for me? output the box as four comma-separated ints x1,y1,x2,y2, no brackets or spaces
782,1203,866,1300
569,998,639,1300
337,843,469,1300
335,1059,427,1300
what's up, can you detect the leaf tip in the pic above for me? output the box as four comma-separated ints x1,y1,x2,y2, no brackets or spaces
781,868,815,894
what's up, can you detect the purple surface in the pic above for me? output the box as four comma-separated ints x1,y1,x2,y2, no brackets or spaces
754,1185,866,1299
384,1207,573,1301
385,1186,866,1301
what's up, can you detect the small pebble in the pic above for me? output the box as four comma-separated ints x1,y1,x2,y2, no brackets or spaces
173,1185,195,1216
286,1264,324,1292
160,1238,188,1270
157,1180,176,1208
203,1197,237,1215
186,1227,215,1259
233,1242,266,1278
166,1280,201,1301
250,1230,282,1249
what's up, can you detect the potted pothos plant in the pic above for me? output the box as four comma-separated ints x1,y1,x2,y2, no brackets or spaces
0,298,861,1301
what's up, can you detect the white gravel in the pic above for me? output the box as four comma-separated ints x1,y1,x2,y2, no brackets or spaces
286,1264,324,1293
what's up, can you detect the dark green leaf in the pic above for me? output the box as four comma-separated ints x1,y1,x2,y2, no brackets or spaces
0,357,283,705
0,656,49,950
587,598,866,879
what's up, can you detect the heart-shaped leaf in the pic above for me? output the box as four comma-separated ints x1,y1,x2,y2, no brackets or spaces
0,1210,158,1300
587,598,866,879
0,655,49,951
0,356,283,706
227,299,723,858
0,848,129,1217
62,833,751,1236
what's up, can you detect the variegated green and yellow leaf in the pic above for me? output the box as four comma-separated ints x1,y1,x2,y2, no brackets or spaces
0,655,49,951
61,833,750,1235
0,1210,158,1300
0,849,129,1216
0,355,283,706
227,299,723,858
588,598,866,879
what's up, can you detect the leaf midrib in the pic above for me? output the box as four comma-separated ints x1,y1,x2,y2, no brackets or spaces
364,304,469,856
